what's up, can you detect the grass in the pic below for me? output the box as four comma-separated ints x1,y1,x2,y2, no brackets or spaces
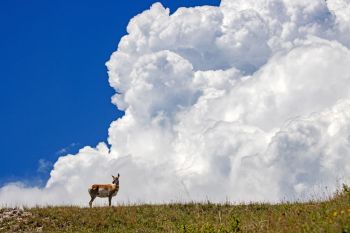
1,185,350,232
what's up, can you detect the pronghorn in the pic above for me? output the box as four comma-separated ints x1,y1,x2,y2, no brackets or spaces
88,174,120,208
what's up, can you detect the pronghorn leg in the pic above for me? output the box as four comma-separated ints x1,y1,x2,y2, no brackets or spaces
108,196,112,207
89,196,96,208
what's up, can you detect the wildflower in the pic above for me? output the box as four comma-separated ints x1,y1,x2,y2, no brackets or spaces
341,210,345,214
333,211,337,217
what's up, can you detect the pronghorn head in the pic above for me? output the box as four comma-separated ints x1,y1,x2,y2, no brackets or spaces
112,173,120,185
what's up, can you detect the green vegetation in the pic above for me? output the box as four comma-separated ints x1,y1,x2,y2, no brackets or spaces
1,185,350,232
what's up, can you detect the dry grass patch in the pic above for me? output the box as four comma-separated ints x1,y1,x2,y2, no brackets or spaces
1,185,350,232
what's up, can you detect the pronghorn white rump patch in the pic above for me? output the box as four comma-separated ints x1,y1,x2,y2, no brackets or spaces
2,0,350,206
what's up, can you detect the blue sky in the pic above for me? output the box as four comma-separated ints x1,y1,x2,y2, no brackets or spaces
1,0,350,206
0,0,220,185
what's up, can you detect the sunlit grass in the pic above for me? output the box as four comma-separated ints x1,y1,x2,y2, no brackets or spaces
1,185,350,232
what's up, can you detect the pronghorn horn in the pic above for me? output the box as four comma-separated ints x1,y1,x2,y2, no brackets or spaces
118,173,120,178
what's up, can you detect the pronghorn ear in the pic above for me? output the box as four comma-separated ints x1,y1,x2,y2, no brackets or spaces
112,175,115,179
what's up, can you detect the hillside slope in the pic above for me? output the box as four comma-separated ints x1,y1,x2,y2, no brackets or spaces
1,186,349,233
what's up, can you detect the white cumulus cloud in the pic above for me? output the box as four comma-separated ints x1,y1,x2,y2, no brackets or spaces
2,0,350,207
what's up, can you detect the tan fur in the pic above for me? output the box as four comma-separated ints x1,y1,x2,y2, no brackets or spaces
91,184,117,191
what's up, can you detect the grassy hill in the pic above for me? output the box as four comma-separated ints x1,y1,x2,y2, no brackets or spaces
1,185,350,233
